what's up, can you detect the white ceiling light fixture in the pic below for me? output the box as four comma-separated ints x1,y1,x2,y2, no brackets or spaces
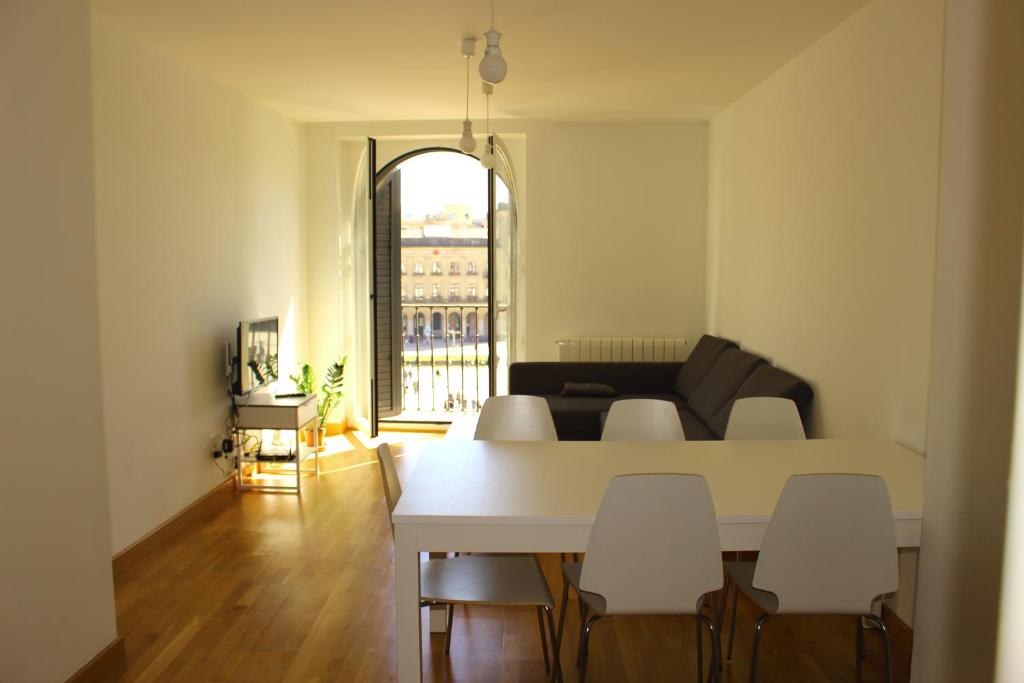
480,81,495,170
479,0,507,85
459,37,477,154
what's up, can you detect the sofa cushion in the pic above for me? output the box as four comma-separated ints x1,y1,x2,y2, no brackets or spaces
678,407,716,441
543,395,618,440
687,348,765,425
708,364,815,438
673,335,738,400
561,382,618,397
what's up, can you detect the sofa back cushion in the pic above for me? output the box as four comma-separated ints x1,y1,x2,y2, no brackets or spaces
708,364,815,438
687,348,765,425
673,335,738,399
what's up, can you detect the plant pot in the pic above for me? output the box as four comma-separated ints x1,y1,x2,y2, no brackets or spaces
306,427,327,451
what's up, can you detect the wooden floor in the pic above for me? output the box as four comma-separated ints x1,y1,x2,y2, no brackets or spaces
111,432,911,682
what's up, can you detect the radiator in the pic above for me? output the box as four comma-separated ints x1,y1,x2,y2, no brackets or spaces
555,337,688,362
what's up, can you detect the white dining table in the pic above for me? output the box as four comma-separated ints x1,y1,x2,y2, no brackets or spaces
390,437,925,682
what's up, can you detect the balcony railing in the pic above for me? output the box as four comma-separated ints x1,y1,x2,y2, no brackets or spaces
399,304,489,416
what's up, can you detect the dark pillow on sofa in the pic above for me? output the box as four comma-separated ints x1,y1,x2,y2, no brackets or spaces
673,335,737,399
561,382,618,397
708,364,814,438
687,348,765,424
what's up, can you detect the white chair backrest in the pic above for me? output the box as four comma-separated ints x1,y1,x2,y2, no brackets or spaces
376,444,402,538
752,474,899,615
579,474,723,615
601,399,685,441
474,395,558,441
724,397,805,440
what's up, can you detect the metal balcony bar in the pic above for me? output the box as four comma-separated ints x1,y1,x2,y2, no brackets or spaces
400,304,490,417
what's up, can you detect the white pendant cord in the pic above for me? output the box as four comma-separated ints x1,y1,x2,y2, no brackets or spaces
464,56,470,120
490,0,496,30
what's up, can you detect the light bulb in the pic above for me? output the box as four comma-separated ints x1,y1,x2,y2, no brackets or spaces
480,144,495,169
479,28,507,84
459,119,476,153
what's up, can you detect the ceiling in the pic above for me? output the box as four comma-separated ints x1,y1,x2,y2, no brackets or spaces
91,0,871,123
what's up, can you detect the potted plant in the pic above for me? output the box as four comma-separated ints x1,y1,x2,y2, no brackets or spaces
290,359,346,451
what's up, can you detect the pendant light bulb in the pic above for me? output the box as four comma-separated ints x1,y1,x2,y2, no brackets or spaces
480,142,495,169
479,28,507,84
459,119,476,153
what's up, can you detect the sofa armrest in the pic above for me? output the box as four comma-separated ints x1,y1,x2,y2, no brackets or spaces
509,362,684,396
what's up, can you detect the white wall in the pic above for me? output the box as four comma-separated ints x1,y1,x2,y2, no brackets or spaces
917,0,1024,679
305,120,708,425
91,17,308,553
706,0,944,451
0,2,119,680
524,123,708,360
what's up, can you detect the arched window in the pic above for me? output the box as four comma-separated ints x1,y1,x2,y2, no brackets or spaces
432,312,443,339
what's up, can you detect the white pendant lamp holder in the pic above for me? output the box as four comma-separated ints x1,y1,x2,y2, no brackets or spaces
479,0,507,84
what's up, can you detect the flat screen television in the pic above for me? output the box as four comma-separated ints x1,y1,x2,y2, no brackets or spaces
233,316,279,395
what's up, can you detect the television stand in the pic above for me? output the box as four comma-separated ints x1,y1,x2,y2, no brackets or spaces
233,392,319,494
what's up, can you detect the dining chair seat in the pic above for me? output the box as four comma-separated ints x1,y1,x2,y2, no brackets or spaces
421,554,554,608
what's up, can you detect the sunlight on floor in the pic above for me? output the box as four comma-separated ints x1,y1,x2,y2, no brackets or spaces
311,428,443,477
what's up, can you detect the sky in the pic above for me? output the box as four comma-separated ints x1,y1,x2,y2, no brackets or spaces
398,152,489,220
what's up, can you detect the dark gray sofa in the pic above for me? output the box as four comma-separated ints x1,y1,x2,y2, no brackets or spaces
508,334,813,441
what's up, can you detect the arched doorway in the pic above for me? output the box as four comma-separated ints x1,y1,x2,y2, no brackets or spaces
370,146,515,425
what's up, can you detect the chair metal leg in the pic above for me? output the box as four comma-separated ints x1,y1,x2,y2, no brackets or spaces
701,613,722,683
716,578,729,632
537,605,551,673
578,615,600,683
544,606,562,683
696,615,704,683
444,603,455,654
865,615,893,683
577,603,590,667
550,576,570,683
856,617,864,683
727,578,740,662
750,614,769,683
715,580,729,672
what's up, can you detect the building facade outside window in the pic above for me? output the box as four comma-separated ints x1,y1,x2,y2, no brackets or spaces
467,261,477,275
414,261,424,275
432,261,442,275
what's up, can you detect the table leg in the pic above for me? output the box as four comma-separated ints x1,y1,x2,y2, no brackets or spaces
395,524,422,682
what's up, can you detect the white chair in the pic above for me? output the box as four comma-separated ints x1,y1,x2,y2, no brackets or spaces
723,397,805,440
475,394,558,440
551,474,724,683
601,398,686,441
722,474,899,683
375,445,557,670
